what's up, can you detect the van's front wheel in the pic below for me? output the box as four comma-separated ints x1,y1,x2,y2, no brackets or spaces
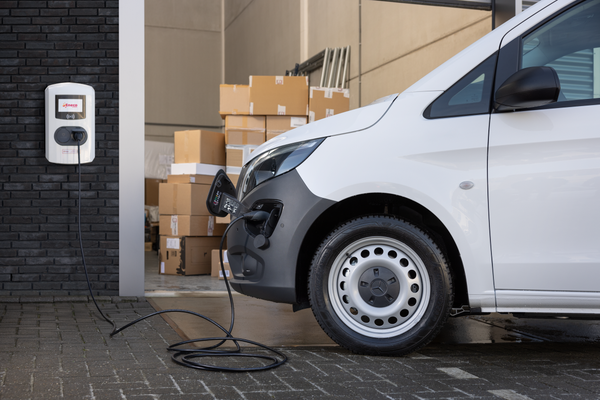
308,215,453,356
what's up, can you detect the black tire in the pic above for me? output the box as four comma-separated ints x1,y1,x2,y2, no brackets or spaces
308,215,453,356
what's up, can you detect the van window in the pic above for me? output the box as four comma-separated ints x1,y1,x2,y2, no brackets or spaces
521,0,600,102
424,53,497,119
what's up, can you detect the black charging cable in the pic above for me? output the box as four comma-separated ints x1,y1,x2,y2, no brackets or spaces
75,139,287,372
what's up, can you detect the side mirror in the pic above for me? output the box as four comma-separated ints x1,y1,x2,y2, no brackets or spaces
206,169,246,218
494,66,561,112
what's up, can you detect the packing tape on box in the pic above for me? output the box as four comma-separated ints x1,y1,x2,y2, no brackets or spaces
277,105,286,115
249,76,252,87
325,88,333,99
309,111,315,124
249,102,254,115
275,76,284,85
170,215,178,236
326,109,335,118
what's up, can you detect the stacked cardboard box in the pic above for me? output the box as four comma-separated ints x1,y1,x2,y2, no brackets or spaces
309,87,350,123
158,130,227,275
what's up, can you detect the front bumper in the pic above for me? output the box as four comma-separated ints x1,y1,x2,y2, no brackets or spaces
226,169,335,304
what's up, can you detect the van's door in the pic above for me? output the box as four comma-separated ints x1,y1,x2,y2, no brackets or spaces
488,0,600,293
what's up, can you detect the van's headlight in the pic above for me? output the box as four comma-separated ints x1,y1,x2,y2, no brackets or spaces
238,138,325,200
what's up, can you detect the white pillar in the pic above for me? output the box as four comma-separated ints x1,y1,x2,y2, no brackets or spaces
118,0,145,296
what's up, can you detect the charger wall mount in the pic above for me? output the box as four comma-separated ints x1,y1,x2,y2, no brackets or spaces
45,82,95,164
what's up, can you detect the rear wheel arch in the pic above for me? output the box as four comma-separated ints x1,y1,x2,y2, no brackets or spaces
295,193,469,310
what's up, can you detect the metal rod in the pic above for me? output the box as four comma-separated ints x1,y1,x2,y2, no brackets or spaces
341,46,350,89
320,48,330,87
335,47,344,88
327,47,339,87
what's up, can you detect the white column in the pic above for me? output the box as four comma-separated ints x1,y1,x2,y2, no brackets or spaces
119,0,145,296
300,0,309,63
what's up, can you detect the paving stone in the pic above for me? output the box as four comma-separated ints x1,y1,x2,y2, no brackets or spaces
3,298,600,399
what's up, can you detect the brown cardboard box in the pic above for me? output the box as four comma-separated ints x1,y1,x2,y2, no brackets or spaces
211,248,230,277
174,130,226,165
220,84,250,116
225,115,266,145
266,116,307,131
167,174,215,185
145,178,164,206
266,116,307,141
219,263,232,280
159,236,221,275
249,76,309,116
309,87,350,123
159,183,211,215
159,215,226,237
225,115,265,130
225,129,265,146
145,242,152,252
226,146,256,168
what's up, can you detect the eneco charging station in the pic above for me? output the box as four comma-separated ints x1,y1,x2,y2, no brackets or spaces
45,82,95,164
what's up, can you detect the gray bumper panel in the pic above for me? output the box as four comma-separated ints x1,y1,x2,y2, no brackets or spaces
226,170,335,304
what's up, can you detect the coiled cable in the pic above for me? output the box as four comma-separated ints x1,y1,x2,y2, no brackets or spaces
75,139,287,371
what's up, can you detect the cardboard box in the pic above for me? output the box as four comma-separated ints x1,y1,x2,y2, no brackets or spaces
159,183,211,216
220,84,250,116
219,263,232,280
159,236,221,275
171,163,224,176
145,178,164,206
159,215,226,237
309,87,350,123
145,242,152,252
226,145,257,168
266,116,307,132
225,129,265,146
249,76,309,116
225,115,265,130
266,116,307,141
174,130,226,165
225,115,266,145
167,174,215,185
211,249,230,277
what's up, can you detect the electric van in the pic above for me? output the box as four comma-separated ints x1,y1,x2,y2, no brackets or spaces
215,0,600,355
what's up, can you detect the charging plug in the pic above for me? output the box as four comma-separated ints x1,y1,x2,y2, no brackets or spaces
72,130,85,142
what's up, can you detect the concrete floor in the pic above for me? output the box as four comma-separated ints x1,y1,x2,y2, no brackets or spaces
144,250,600,349
144,250,227,293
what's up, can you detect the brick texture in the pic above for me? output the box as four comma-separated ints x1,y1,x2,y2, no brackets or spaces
0,1,119,296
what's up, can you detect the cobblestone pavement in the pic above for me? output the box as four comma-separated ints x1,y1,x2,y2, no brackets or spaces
1,298,600,400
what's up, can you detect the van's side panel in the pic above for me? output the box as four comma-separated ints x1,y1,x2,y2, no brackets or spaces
297,91,496,310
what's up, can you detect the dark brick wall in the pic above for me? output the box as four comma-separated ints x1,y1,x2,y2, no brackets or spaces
0,1,119,296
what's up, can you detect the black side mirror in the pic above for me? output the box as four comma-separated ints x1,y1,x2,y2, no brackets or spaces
494,66,561,112
206,169,246,218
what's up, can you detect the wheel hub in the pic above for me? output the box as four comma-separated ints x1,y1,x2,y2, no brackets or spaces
329,237,430,336
358,267,400,307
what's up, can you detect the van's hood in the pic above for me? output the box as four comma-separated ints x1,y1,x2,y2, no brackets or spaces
246,94,398,164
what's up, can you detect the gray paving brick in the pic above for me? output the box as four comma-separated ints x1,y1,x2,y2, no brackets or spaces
3,298,600,400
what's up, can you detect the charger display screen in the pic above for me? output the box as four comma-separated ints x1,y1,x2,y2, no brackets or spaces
55,95,86,120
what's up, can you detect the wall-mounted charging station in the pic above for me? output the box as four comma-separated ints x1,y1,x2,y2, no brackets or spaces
45,82,95,164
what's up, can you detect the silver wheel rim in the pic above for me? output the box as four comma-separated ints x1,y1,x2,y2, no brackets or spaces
328,236,431,338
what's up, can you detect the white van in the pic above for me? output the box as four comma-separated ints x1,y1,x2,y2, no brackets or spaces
210,0,600,355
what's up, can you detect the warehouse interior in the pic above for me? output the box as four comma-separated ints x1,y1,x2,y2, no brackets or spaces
142,0,494,293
